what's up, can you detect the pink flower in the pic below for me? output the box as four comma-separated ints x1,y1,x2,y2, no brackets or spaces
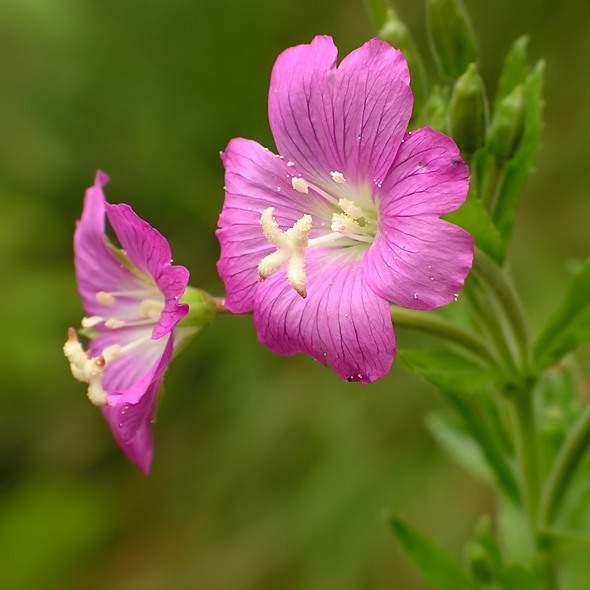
64,172,190,474
217,36,474,383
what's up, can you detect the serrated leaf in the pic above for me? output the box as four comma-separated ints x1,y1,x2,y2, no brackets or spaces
428,412,494,483
493,61,545,256
445,186,503,263
534,259,590,370
390,518,478,590
495,36,530,109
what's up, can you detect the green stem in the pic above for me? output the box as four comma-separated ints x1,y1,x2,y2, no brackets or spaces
540,405,590,526
512,391,541,533
390,306,498,367
480,154,501,212
511,387,559,590
465,278,520,377
473,249,530,372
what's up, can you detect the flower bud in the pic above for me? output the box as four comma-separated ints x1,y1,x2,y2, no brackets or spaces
448,63,488,154
379,8,428,112
418,85,449,132
426,0,478,80
487,84,525,161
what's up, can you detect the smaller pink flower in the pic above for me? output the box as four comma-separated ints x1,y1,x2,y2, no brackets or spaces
64,171,190,474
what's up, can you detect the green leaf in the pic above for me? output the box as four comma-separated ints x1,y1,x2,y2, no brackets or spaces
428,412,493,483
534,259,590,370
493,61,545,255
363,0,389,30
390,518,478,590
445,186,503,263
497,496,535,562
495,36,530,109
399,349,520,503
398,348,496,396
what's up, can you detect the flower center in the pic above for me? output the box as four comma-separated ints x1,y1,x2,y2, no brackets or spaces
64,285,165,405
257,172,378,296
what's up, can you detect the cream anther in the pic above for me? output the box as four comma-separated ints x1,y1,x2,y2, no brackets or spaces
331,213,363,234
338,198,365,221
63,328,115,407
82,316,104,329
138,299,165,320
330,171,346,184
291,177,309,194
96,291,115,305
105,318,126,329
258,207,312,297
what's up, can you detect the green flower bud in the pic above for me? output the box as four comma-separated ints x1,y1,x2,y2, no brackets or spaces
179,287,222,330
418,85,450,133
448,63,488,154
379,8,428,112
427,0,478,80
487,84,525,161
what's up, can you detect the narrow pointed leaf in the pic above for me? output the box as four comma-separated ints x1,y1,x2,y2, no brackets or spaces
428,412,493,483
445,186,503,263
493,61,545,256
495,36,530,109
399,349,520,503
390,518,479,590
534,259,590,370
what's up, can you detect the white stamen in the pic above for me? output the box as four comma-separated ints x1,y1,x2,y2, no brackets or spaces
96,291,115,305
82,316,104,328
63,329,112,407
338,198,366,220
287,161,295,167
330,171,346,184
331,213,363,234
291,177,309,194
138,299,165,320
105,318,127,329
87,381,108,406
258,207,312,297
102,344,122,363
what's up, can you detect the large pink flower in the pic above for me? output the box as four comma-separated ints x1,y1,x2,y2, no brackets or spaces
217,36,474,383
64,172,190,473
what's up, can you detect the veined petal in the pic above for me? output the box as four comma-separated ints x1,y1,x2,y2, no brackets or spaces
365,215,474,310
217,138,331,313
269,36,412,186
100,334,174,475
105,202,189,338
74,171,142,316
90,326,168,398
379,128,469,216
253,250,395,383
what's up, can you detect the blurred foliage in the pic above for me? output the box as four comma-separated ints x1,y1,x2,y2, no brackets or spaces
0,0,589,589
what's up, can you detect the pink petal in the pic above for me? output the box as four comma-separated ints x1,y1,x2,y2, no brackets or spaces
253,250,395,383
379,128,469,216
74,171,141,316
105,202,189,338
364,215,474,310
90,326,167,398
268,36,412,186
100,334,174,475
217,138,333,313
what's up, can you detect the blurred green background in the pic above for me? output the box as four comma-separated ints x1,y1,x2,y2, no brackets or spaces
0,0,588,588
